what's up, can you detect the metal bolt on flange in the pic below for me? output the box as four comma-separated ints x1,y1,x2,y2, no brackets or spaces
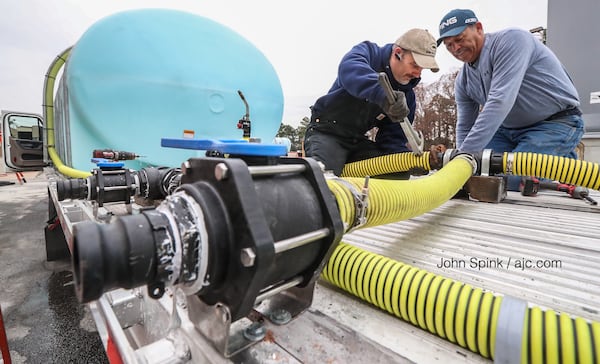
240,248,256,267
181,161,192,175
269,309,292,325
215,163,229,181
243,322,266,342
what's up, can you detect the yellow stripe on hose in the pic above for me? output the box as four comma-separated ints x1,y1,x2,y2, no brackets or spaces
562,158,574,182
560,312,577,363
575,317,594,364
340,245,358,297
327,243,348,288
444,281,463,344
592,321,600,364
416,272,436,330
383,260,402,315
400,266,419,323
545,310,560,364
507,152,600,192
554,155,565,181
514,153,521,175
580,161,593,187
524,152,532,176
356,252,376,301
434,279,453,340
374,258,394,313
391,264,410,320
529,307,545,364
540,154,549,177
407,269,427,327
425,275,444,335
340,152,432,177
454,284,472,348
364,254,384,306
573,160,586,186
465,288,483,353
346,247,363,298
530,152,538,177
477,292,495,359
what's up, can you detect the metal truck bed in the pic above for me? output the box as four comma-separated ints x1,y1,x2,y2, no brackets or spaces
56,182,598,363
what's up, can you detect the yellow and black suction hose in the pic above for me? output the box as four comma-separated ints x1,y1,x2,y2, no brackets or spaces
505,152,600,191
329,154,476,233
322,243,600,363
324,151,600,363
339,149,600,193
43,47,92,179
341,151,432,178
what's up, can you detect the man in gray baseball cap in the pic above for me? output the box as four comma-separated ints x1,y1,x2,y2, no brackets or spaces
303,29,440,177
396,28,440,72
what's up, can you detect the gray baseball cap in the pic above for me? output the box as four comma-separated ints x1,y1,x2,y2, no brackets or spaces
395,29,439,72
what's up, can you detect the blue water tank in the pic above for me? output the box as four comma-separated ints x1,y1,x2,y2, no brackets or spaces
272,137,292,153
63,9,284,170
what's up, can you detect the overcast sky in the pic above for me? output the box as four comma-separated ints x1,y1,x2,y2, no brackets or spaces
1,0,547,127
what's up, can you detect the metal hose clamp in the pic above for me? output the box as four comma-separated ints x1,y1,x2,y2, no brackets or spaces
494,295,527,364
480,149,493,176
504,152,515,175
329,176,370,232
442,148,455,167
454,153,478,175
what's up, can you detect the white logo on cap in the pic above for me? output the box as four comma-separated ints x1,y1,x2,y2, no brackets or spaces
465,17,477,24
440,16,457,30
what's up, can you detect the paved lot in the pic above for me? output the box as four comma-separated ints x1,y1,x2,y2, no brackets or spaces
0,170,107,364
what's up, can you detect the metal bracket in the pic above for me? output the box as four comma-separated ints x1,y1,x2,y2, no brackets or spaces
187,281,316,358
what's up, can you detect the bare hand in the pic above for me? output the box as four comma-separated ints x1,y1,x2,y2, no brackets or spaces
429,144,448,169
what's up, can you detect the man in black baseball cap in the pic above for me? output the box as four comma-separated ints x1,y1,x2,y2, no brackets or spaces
437,9,479,45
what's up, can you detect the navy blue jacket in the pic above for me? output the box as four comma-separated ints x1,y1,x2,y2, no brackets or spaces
310,41,419,153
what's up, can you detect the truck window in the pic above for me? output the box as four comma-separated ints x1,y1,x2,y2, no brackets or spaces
2,112,46,170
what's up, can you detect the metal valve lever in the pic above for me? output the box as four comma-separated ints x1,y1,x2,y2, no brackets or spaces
378,72,424,156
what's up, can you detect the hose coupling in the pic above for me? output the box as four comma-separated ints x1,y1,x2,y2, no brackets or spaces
329,176,370,232
454,152,478,175
440,149,478,175
441,148,456,168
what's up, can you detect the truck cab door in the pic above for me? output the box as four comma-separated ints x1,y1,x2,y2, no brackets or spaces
1,110,46,170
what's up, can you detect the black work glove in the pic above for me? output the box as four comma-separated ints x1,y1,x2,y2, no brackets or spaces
382,91,410,121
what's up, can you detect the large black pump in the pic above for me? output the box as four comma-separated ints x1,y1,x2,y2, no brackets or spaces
71,156,343,321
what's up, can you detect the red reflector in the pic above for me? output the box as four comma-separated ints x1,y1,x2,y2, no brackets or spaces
106,336,124,364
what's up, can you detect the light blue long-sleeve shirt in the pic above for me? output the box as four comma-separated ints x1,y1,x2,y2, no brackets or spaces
455,28,580,152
